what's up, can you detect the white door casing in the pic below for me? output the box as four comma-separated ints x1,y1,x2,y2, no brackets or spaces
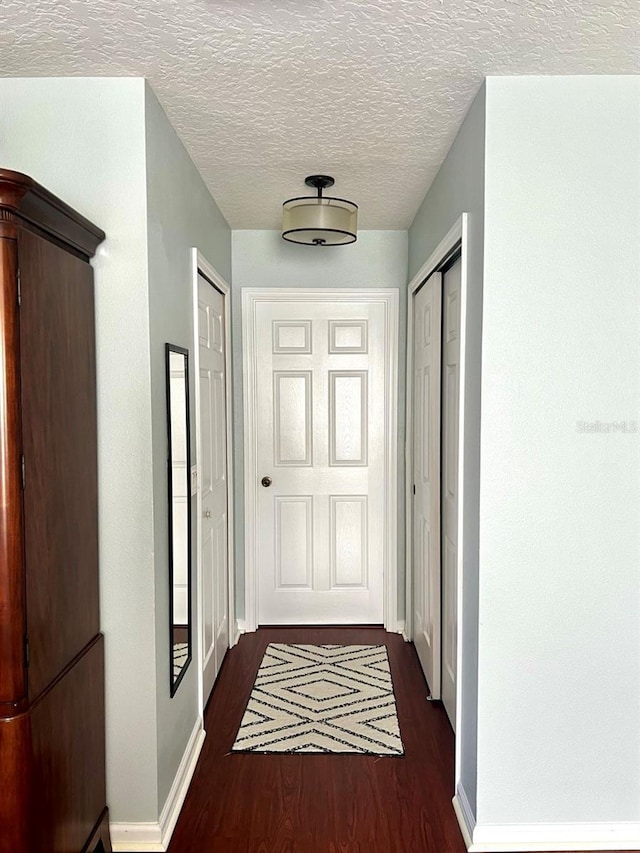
198,273,229,702
441,257,461,730
412,273,443,698
243,289,399,632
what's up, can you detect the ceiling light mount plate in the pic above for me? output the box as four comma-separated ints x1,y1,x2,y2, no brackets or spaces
282,174,358,246
304,175,335,192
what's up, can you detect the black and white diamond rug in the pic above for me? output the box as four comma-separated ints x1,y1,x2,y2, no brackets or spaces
231,643,404,755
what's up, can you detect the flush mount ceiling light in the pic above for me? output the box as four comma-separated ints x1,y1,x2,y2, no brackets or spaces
282,175,358,246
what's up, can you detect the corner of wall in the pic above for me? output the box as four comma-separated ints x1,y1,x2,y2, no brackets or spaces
406,81,485,821
477,74,640,828
143,78,232,818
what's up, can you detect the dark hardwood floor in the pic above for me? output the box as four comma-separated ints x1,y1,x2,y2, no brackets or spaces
168,627,466,853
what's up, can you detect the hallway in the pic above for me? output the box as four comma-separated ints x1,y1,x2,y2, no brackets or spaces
167,627,465,853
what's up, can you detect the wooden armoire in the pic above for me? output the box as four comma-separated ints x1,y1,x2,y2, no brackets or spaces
0,170,111,853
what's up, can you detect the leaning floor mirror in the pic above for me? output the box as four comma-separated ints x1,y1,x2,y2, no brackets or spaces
166,343,192,696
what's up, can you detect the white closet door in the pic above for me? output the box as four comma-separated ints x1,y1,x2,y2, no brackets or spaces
441,258,461,730
198,274,229,703
412,273,442,699
254,298,387,625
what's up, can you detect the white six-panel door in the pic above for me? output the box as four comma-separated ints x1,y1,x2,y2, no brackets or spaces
441,257,461,730
251,296,391,625
198,274,229,703
412,273,443,699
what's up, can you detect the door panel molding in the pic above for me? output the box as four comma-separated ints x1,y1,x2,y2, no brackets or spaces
242,288,399,634
440,258,462,729
191,249,235,720
411,272,443,700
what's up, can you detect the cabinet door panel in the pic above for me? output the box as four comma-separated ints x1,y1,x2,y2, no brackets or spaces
19,229,99,700
30,637,106,853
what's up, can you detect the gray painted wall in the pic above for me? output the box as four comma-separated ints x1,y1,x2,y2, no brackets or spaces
0,77,157,821
0,77,232,828
231,230,408,620
5,71,635,842
408,83,486,816
477,75,640,827
144,83,231,813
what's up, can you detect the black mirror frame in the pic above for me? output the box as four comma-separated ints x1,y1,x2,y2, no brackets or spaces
166,343,192,697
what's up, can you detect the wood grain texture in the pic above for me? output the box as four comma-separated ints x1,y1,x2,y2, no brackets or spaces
19,227,100,701
30,636,107,853
0,235,27,712
0,171,109,852
168,628,465,853
168,626,628,853
83,807,112,853
0,710,32,853
0,168,104,260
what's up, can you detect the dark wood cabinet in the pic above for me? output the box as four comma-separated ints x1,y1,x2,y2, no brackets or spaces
0,169,111,853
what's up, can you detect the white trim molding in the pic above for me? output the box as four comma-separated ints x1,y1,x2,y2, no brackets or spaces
111,717,206,852
191,249,236,721
110,823,165,852
241,287,400,634
466,822,640,852
453,784,476,849
453,782,640,852
452,785,640,853
231,618,244,646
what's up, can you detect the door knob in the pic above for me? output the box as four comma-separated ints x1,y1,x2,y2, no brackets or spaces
204,509,212,518
261,476,273,488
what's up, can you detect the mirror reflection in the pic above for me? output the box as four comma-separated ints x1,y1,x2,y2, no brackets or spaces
166,344,192,696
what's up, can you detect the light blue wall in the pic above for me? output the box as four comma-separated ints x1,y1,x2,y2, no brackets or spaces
408,83,486,817
231,230,408,620
0,76,158,823
144,82,232,812
477,75,640,828
0,77,233,826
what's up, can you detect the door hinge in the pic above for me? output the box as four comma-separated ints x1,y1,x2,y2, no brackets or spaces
17,268,21,306
24,635,30,669
20,455,25,490
413,483,416,495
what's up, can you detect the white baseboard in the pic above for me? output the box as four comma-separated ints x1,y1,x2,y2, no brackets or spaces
453,783,476,848
233,618,248,645
452,786,640,852
384,617,405,636
110,822,165,852
157,717,206,846
468,821,640,851
111,717,206,852
230,618,244,647
235,618,250,636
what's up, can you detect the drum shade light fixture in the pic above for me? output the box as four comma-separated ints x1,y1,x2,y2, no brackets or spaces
282,175,358,246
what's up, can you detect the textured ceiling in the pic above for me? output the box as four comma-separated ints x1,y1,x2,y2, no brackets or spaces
1,0,638,228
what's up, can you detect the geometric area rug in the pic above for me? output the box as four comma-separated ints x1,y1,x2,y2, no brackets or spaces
231,644,404,756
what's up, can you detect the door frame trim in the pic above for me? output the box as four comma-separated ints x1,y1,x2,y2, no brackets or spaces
405,214,468,754
191,249,236,720
242,287,400,633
